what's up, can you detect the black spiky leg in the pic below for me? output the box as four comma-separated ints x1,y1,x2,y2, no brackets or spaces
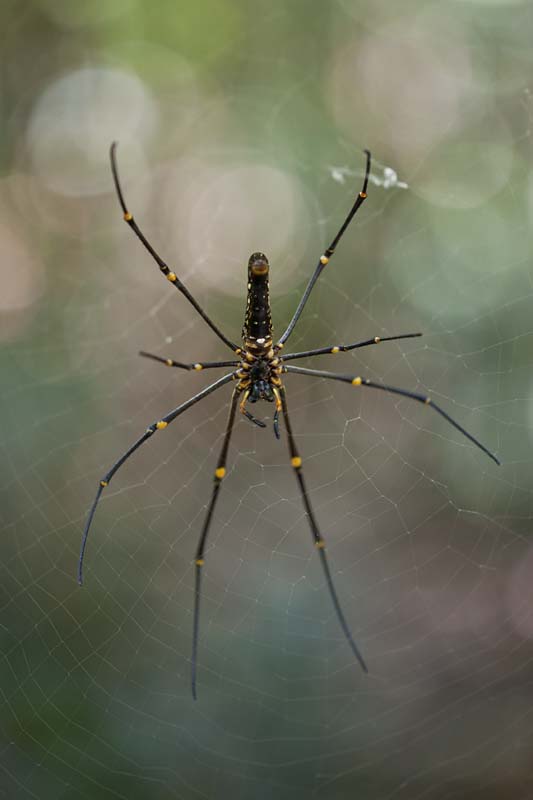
110,142,240,354
281,331,422,362
78,372,236,585
191,388,240,699
277,150,371,347
283,366,500,465
279,386,368,673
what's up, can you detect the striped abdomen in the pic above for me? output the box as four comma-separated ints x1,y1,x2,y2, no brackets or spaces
242,252,272,345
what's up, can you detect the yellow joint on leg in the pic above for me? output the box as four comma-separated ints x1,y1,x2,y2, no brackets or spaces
331,346,340,354
272,386,282,411
123,212,133,221
315,539,326,549
425,397,431,405
374,336,381,343
195,558,204,567
166,272,177,282
239,389,250,414
166,359,173,366
156,420,168,429
359,191,367,198
352,376,362,386
291,456,302,469
320,255,329,265
193,363,203,371
100,480,108,487
215,467,226,479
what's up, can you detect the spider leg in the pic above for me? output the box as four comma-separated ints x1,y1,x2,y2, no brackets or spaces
139,351,239,371
77,372,236,585
277,150,371,348
192,388,240,700
272,386,282,440
282,331,422,362
110,142,239,354
273,409,280,439
238,388,266,428
284,365,500,465
242,409,267,428
279,387,368,673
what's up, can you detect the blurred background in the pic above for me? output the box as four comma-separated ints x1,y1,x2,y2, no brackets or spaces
2,0,533,797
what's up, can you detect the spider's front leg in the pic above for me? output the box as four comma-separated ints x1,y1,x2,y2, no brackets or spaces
77,372,236,585
279,386,368,673
192,387,240,699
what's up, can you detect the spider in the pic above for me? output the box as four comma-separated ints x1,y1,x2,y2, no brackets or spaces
78,145,500,699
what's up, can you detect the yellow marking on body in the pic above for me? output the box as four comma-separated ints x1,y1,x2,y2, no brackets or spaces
166,359,173,366
374,336,381,343
425,397,431,405
315,539,325,549
359,191,367,198
215,467,226,479
291,456,302,468
276,342,284,350
352,377,362,386
331,346,340,354
320,255,329,265
195,558,204,567
193,363,203,370
156,420,168,429
166,272,177,282
123,212,133,221
100,480,108,487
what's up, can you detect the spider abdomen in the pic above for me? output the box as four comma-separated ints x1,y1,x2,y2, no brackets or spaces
243,252,272,344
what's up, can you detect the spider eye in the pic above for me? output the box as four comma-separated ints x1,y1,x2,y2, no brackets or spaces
248,252,269,276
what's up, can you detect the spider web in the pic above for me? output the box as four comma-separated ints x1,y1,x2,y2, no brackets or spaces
2,3,533,799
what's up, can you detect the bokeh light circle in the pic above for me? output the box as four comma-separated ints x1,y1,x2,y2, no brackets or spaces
27,67,158,197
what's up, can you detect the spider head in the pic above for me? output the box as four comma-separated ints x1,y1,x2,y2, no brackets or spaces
249,379,275,403
248,252,269,278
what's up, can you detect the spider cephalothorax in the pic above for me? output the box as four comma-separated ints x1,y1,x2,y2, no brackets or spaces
78,144,499,700
235,348,283,435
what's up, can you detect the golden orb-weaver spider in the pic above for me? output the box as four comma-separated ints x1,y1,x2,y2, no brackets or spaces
78,145,499,699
